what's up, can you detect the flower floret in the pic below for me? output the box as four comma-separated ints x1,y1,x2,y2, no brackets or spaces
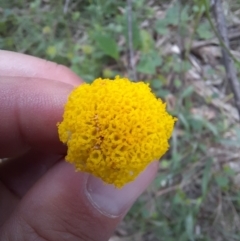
58,76,176,188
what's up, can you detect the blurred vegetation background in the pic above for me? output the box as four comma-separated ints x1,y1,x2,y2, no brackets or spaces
1,0,240,240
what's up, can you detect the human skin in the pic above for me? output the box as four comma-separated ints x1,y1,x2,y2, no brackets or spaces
0,50,158,241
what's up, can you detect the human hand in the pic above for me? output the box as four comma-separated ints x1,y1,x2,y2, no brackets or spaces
0,50,158,241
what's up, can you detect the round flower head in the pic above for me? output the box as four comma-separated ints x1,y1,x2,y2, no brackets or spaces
58,76,176,188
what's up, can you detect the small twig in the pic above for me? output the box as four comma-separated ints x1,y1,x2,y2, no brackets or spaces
156,166,204,197
212,190,222,226
191,31,240,50
177,0,184,52
211,0,240,118
155,174,196,197
185,5,204,59
176,0,187,100
205,3,240,65
63,0,70,14
127,0,137,81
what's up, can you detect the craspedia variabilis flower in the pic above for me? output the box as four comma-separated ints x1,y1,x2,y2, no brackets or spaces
58,76,177,188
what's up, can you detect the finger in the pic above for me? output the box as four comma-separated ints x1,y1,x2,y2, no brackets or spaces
0,150,62,197
0,50,82,86
0,161,158,241
0,76,74,157
0,181,18,227
0,51,83,188
0,150,61,225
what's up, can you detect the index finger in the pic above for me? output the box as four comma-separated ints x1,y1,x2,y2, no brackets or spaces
0,51,83,157
0,77,74,157
0,50,82,86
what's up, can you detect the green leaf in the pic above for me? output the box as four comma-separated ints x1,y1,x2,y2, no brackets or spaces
185,214,194,241
140,29,154,52
173,60,191,73
161,160,170,168
178,113,189,130
215,175,229,189
155,20,168,35
46,45,57,58
202,158,213,196
72,11,80,21
137,51,162,74
189,117,203,132
174,79,182,88
95,33,119,60
155,89,170,98
163,3,190,27
151,79,162,89
137,57,155,74
0,21,7,34
165,3,180,26
223,166,235,177
81,45,94,55
203,120,218,136
197,22,213,40
180,86,194,98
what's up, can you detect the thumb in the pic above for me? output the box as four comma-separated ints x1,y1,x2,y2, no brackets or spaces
1,160,158,241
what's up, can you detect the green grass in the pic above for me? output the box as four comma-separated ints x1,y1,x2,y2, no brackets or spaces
2,0,240,240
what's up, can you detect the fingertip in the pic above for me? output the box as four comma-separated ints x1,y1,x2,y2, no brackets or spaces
4,161,157,241
85,161,158,217
0,50,83,86
0,77,74,156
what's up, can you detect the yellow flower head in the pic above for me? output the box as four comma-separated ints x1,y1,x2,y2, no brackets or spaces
58,76,176,188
